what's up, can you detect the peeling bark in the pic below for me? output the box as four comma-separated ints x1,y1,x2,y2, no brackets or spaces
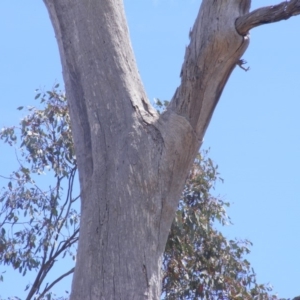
41,0,299,299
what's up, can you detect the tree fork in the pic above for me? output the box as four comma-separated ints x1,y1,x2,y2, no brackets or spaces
42,0,299,299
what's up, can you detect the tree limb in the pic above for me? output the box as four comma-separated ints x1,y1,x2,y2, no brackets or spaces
166,0,249,138
236,0,300,35
37,267,75,300
26,228,78,300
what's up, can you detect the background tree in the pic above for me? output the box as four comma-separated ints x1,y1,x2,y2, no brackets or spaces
163,153,275,300
0,88,79,300
2,0,300,298
0,90,283,300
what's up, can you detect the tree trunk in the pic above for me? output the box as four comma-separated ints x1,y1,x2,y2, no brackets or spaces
43,0,250,299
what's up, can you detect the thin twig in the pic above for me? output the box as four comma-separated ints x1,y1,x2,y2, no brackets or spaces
25,230,78,300
56,167,77,234
37,267,75,300
236,0,300,35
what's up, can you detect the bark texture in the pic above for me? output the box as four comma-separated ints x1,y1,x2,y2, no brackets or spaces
43,0,251,299
236,0,300,35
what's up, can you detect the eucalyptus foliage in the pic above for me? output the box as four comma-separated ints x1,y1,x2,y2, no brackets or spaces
0,90,281,299
163,153,277,300
0,87,78,300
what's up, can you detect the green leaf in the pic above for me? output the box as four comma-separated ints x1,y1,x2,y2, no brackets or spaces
35,93,41,100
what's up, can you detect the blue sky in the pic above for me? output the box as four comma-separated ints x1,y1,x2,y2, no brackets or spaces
1,1,300,299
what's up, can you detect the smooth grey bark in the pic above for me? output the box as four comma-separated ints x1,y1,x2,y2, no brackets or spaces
236,0,300,35
42,0,299,299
